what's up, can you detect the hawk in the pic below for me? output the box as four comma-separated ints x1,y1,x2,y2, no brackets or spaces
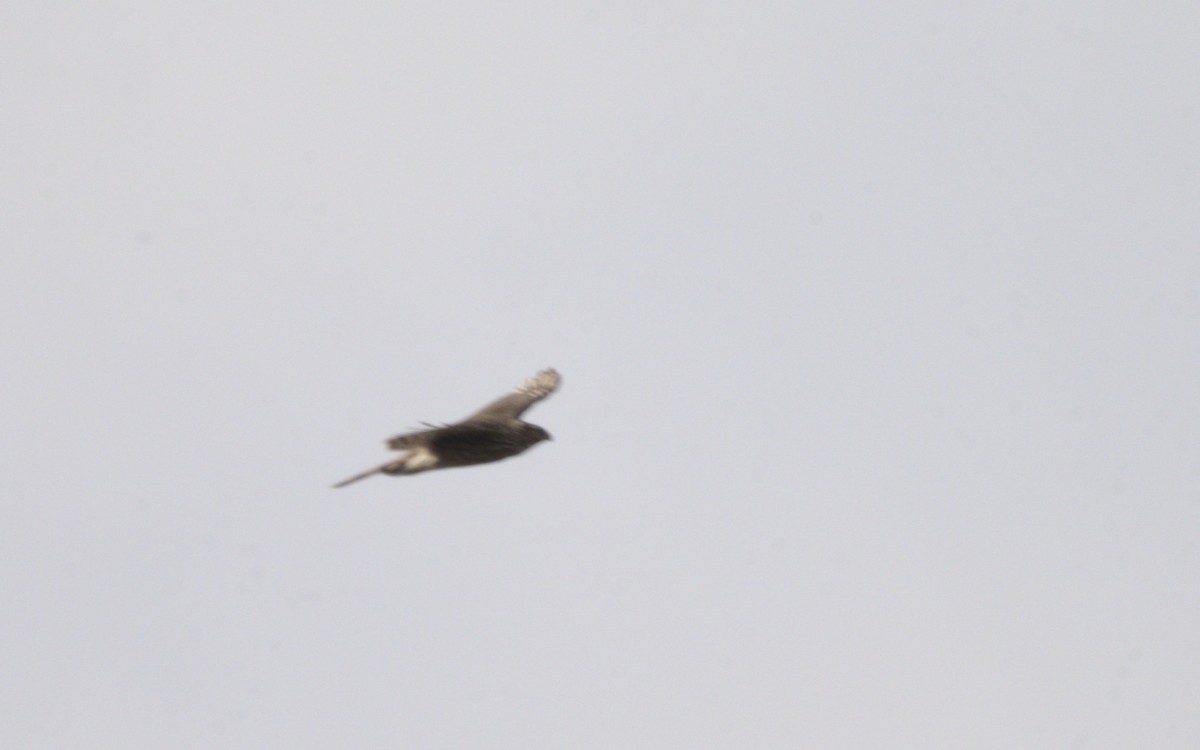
333,368,561,488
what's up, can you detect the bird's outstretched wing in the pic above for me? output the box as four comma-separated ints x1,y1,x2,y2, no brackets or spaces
466,368,561,422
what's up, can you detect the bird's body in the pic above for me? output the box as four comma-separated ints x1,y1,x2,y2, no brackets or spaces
333,368,560,488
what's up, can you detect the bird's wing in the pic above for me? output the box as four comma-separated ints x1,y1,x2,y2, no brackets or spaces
465,368,561,422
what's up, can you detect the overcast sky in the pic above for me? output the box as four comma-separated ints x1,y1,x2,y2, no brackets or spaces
3,2,1199,748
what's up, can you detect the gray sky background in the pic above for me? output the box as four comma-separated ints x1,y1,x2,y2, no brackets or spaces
3,2,1199,748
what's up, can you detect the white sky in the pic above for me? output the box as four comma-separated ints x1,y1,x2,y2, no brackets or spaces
3,2,1199,748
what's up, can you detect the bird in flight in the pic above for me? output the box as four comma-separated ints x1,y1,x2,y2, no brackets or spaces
333,368,561,488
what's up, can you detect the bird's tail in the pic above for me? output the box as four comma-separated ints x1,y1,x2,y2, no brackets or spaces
332,464,388,489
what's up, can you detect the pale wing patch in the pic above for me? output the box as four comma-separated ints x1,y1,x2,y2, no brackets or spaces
403,445,439,471
516,368,560,400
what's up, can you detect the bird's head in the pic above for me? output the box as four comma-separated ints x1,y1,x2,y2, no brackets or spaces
528,424,552,443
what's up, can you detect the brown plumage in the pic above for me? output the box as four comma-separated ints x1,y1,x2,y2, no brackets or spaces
333,368,560,488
